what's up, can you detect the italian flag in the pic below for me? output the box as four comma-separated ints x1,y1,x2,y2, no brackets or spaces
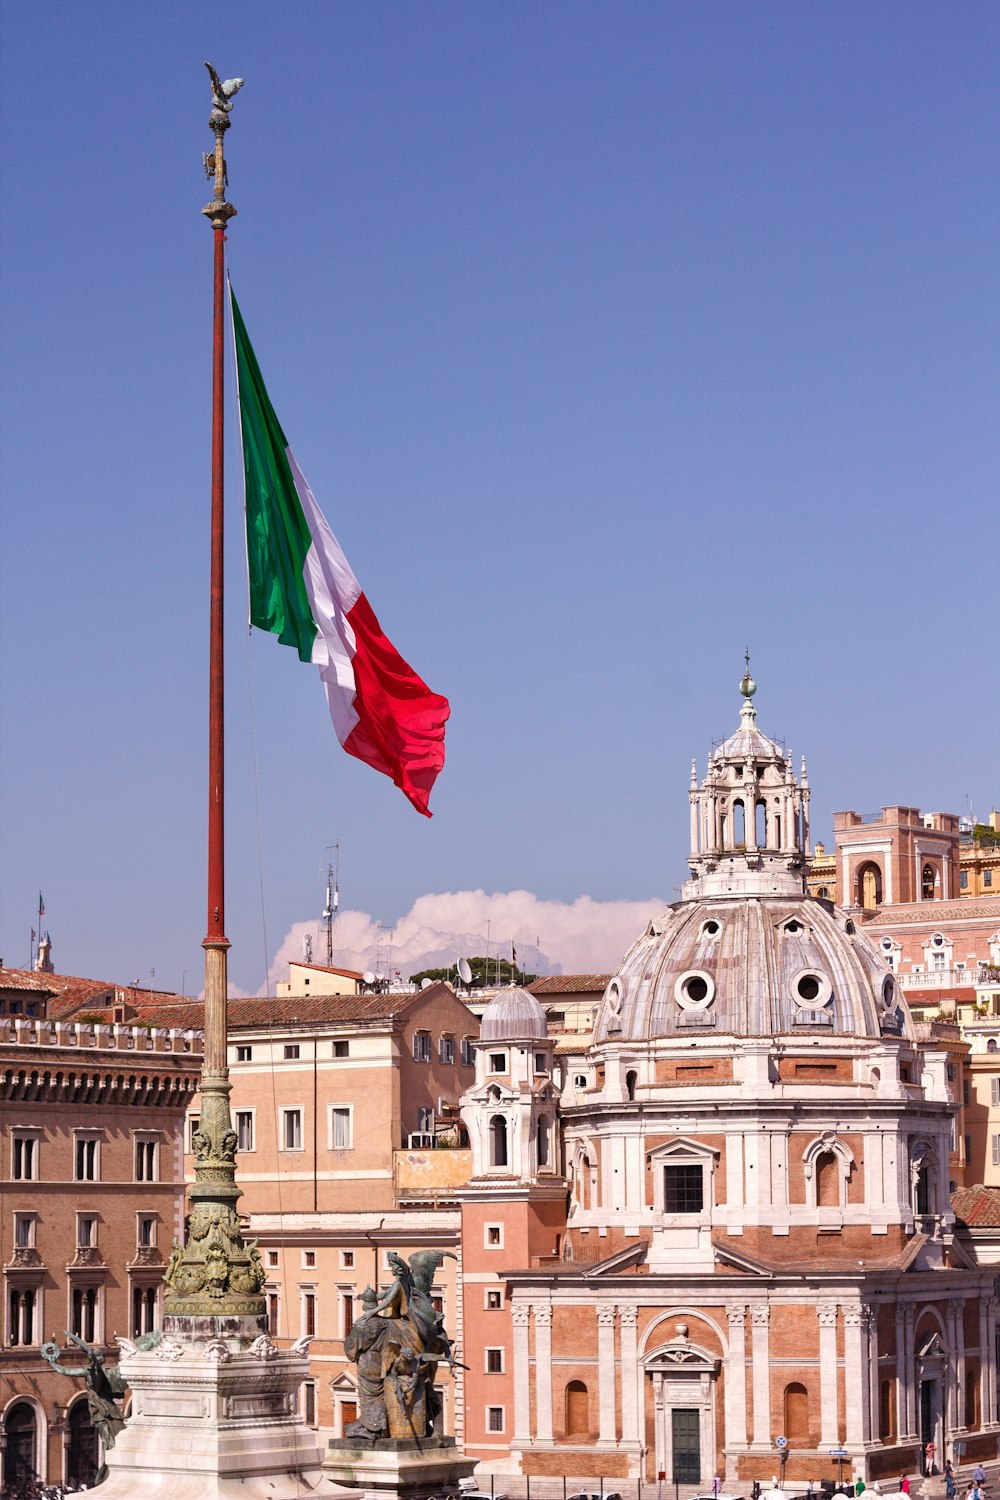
230,285,449,816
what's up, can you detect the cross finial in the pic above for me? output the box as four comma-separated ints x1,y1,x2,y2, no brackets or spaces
739,650,756,702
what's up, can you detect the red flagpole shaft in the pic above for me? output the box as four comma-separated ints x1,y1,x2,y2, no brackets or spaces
207,223,227,944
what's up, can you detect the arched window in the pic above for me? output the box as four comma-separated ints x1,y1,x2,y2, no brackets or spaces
3,1402,37,1491
756,801,767,847
68,1398,100,1489
625,1070,637,1101
489,1114,508,1169
880,1379,896,1440
733,801,746,845
816,1151,840,1207
858,862,883,911
915,1162,932,1216
922,864,937,900
783,1382,809,1441
537,1116,550,1169
564,1380,590,1437
817,886,830,900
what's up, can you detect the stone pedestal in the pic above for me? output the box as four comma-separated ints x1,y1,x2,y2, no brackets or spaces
94,1333,326,1499
323,1436,476,1500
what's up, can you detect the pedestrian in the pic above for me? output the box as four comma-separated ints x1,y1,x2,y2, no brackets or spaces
857,1480,867,1496
974,1470,987,1490
714,1476,722,1498
901,1477,911,1495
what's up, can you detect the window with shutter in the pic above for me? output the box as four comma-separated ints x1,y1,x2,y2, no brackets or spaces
992,1134,1000,1166
992,1079,1000,1107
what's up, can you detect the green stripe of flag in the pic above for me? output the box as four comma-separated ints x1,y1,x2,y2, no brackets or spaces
231,288,317,663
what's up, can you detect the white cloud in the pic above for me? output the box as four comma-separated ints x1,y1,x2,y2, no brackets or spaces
266,888,667,993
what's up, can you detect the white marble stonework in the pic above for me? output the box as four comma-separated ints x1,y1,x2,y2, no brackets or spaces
95,1336,325,1499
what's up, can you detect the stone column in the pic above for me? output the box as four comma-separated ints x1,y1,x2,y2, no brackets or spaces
533,1304,553,1441
597,1304,617,1443
865,1306,880,1444
512,1304,531,1442
903,1303,917,1440
725,1304,748,1449
895,1303,908,1442
751,1305,771,1445
620,1305,640,1444
843,1306,865,1446
978,1296,991,1429
947,1298,966,1435
819,1302,840,1446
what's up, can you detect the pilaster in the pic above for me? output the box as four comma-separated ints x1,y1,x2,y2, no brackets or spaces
534,1304,553,1442
819,1302,840,1446
597,1304,617,1444
750,1305,770,1446
512,1305,531,1442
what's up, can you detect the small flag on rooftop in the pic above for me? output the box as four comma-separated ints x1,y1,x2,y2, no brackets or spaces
230,285,450,817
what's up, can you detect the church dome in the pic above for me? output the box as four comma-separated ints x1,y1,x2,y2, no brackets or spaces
596,667,910,1047
480,986,548,1041
595,893,908,1044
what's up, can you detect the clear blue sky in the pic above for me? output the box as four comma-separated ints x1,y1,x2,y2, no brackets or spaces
1,2,997,995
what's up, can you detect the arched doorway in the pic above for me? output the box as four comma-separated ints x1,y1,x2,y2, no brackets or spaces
67,1397,100,1489
922,864,937,900
3,1401,38,1490
645,1337,720,1485
857,862,883,911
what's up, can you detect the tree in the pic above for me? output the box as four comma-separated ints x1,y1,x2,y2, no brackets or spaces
409,955,537,988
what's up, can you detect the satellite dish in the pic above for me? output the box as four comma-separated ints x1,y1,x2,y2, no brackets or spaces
362,970,376,987
457,957,472,985
421,977,433,989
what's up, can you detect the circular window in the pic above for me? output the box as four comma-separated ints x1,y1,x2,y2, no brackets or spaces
674,969,716,1011
881,975,896,1010
700,919,721,938
791,969,833,1010
784,919,803,934
881,937,894,952
932,933,944,948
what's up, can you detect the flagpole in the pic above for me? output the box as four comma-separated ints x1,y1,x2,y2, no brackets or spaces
163,64,265,1336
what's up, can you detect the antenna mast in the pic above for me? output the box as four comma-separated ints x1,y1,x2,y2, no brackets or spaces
323,841,340,966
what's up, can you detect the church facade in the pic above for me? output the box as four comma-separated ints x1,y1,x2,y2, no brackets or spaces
459,680,1000,1485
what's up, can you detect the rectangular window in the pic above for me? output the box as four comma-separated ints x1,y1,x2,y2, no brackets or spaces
284,1044,300,1060
487,1406,505,1433
75,1136,98,1181
236,1044,252,1062
14,1215,33,1249
135,1139,157,1182
341,1250,354,1269
333,1040,349,1058
138,1215,155,1248
236,1109,255,1152
488,1052,507,1073
485,1224,503,1249
985,871,994,889
303,1250,316,1268
188,1115,200,1152
302,1290,316,1337
461,1037,475,1067
961,871,969,890
485,1347,504,1373
267,1250,279,1267
12,1135,37,1181
992,1079,1000,1108
664,1163,705,1214
9,1286,37,1346
992,1134,1000,1167
330,1107,353,1150
535,1053,547,1073
340,1287,354,1337
965,1080,971,1106
302,1380,317,1427
282,1109,303,1151
439,1035,455,1065
71,1285,97,1342
77,1215,97,1248
412,1032,431,1062
485,1289,502,1310
947,1062,956,1081
268,1289,280,1334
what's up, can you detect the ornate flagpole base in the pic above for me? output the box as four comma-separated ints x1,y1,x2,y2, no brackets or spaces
162,941,267,1338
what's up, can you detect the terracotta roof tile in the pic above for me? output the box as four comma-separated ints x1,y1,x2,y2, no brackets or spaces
125,981,469,1033
952,1186,1000,1228
287,961,364,980
529,974,611,996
